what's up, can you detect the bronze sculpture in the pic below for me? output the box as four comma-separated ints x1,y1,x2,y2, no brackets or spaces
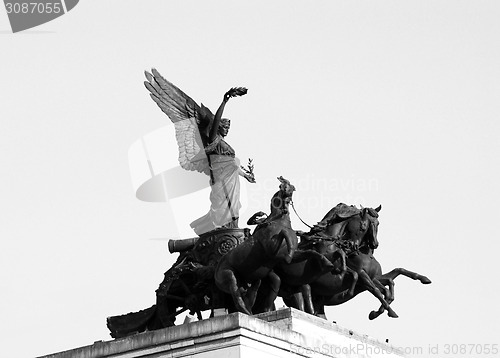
293,204,432,320
214,176,299,314
107,178,300,337
106,72,432,338
144,69,255,235
107,227,250,338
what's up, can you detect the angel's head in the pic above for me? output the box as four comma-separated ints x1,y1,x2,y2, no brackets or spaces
218,118,230,137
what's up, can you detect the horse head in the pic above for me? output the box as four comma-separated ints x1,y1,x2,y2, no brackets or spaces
360,205,381,250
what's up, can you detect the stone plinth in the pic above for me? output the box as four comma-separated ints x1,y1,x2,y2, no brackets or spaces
38,308,404,358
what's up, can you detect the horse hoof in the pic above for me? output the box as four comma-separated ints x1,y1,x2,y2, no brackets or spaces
421,276,432,284
368,311,378,320
388,311,399,318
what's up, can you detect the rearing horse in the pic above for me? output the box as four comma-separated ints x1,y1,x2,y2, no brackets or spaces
326,205,399,317
214,176,298,314
307,204,431,319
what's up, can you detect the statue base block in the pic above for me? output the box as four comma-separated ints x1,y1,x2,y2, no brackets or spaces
39,308,404,358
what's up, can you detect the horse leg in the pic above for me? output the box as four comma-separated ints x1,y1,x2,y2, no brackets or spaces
320,269,360,306
211,285,229,316
369,278,395,320
261,271,281,312
369,304,385,320
346,268,359,297
367,267,430,320
244,279,262,312
313,298,327,319
377,277,395,303
374,278,393,302
301,284,314,314
332,247,347,274
357,270,398,318
380,268,431,284
216,268,252,315
283,292,304,311
333,268,360,302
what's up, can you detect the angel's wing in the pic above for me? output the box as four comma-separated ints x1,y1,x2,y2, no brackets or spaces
144,69,213,174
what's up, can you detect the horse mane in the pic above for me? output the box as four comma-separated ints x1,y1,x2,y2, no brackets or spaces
359,210,379,250
364,207,379,218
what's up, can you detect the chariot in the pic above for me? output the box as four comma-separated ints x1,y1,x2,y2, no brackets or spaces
107,228,250,338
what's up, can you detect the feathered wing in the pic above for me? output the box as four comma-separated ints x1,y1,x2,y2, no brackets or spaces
144,68,213,174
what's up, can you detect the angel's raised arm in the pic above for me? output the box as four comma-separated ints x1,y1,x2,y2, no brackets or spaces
209,87,248,142
209,94,229,143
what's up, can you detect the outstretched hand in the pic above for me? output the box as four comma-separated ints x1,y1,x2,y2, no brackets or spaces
244,174,256,184
224,87,248,102
240,159,255,183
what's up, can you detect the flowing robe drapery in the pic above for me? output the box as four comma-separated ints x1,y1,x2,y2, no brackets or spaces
190,137,241,235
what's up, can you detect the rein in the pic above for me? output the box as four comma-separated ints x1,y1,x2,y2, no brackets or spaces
290,200,313,229
256,216,293,231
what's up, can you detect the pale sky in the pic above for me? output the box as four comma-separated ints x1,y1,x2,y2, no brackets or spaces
1,2,499,357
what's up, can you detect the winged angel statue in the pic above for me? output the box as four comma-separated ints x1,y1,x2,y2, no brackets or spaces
144,69,255,235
